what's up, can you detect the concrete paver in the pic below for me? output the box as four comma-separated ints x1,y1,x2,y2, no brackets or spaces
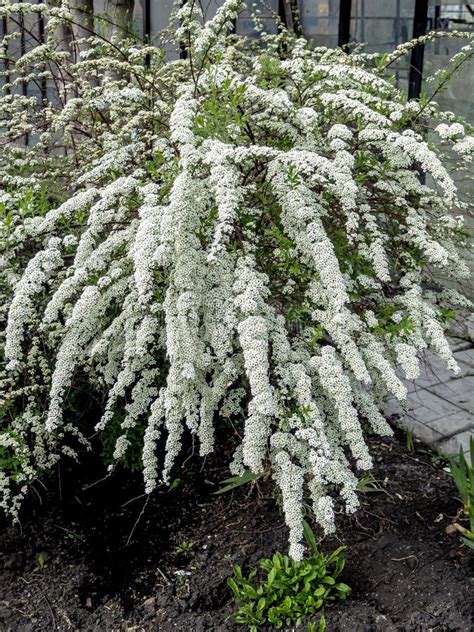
386,336,474,459
438,430,473,456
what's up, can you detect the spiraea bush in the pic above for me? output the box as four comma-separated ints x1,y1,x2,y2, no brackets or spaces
0,0,473,559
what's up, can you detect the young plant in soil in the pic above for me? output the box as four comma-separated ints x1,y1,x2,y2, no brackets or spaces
448,436,474,549
228,522,350,631
0,0,473,560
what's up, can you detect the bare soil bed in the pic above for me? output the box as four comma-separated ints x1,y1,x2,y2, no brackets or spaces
0,430,473,631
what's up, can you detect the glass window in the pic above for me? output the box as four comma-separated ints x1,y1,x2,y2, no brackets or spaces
298,0,340,48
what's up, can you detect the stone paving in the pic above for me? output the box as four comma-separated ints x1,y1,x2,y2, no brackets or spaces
385,331,474,458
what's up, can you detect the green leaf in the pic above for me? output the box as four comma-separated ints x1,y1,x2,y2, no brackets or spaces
302,519,318,555
256,597,266,612
267,566,277,588
214,470,258,494
227,578,241,599
326,546,346,565
168,478,181,490
233,565,243,580
461,536,474,550
335,582,352,597
36,551,47,568
333,556,345,578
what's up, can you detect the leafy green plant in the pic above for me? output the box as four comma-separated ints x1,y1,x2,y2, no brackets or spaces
174,540,196,555
448,437,474,549
227,522,350,630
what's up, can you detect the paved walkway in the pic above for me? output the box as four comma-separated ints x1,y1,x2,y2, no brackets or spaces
385,335,474,458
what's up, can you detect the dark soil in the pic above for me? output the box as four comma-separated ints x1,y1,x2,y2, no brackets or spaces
0,431,473,632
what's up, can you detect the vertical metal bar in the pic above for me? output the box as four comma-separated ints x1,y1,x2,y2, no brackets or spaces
144,0,151,41
231,0,237,35
279,0,291,29
279,0,302,36
394,0,401,44
38,0,47,102
19,1,29,146
338,0,352,49
408,0,429,100
19,7,27,97
179,0,188,59
143,0,151,66
434,5,441,54
394,0,401,86
2,15,11,96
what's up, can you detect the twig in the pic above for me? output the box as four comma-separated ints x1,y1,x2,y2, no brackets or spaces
41,592,57,631
82,471,112,491
121,492,147,509
126,494,150,546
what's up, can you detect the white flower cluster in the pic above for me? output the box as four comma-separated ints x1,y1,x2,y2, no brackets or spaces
436,122,465,140
0,0,471,559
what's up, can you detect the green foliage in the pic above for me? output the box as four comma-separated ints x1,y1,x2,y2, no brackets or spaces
194,78,248,142
0,184,64,239
437,306,456,325
100,411,146,473
215,469,259,494
0,426,24,482
227,523,350,630
356,473,385,494
307,618,327,632
168,478,181,491
448,437,474,549
0,184,66,290
372,303,416,338
255,54,286,90
174,539,196,555
36,551,47,569
405,429,415,453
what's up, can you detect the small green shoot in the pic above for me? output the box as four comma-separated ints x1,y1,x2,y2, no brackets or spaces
174,540,196,555
37,551,47,569
215,470,259,494
307,616,327,632
448,436,474,550
356,473,385,494
168,478,181,491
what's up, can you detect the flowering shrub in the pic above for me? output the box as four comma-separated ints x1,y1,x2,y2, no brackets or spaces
0,1,473,559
